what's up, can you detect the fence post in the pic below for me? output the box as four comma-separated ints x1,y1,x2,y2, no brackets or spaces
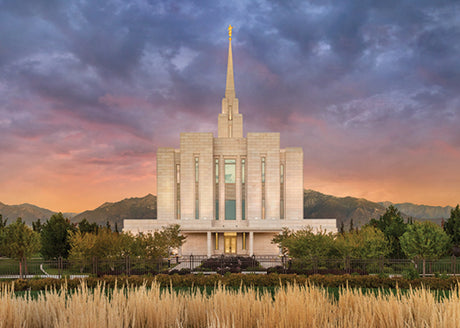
452,256,456,276
190,254,193,271
92,257,98,276
58,257,62,279
125,256,130,276
346,256,351,274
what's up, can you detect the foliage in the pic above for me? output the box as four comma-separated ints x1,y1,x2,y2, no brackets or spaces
369,205,407,258
32,219,43,233
272,227,340,259
444,204,460,246
4,274,460,292
336,226,390,259
273,226,389,260
400,221,451,260
69,224,185,261
77,219,99,234
133,225,185,259
198,256,261,274
0,214,7,229
271,227,291,255
40,213,76,259
2,279,460,327
0,218,40,261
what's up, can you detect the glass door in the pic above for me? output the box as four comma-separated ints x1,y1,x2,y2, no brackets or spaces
224,232,237,254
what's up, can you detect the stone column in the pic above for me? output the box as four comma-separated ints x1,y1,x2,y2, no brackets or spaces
207,231,212,258
249,231,254,256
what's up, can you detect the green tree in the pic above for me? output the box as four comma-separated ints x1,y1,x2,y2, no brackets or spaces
0,214,7,229
40,213,76,259
444,205,460,246
68,230,98,272
400,221,451,276
370,205,407,258
161,224,186,252
272,227,339,259
0,218,40,276
32,219,43,233
77,219,99,234
336,226,390,259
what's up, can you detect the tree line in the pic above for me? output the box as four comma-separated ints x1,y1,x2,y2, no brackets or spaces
0,213,185,275
273,204,460,261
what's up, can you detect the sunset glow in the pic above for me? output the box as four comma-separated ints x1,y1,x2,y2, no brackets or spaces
0,1,459,212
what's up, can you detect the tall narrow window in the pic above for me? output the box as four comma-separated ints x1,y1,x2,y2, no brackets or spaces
261,157,265,183
242,232,247,250
215,158,219,220
195,157,199,220
261,157,266,219
241,158,246,220
215,233,219,250
195,157,199,182
225,159,236,220
280,164,285,219
176,164,180,220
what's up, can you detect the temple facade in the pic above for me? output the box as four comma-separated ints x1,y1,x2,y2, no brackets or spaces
124,27,336,256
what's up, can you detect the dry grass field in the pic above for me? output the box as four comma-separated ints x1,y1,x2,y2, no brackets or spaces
0,281,459,327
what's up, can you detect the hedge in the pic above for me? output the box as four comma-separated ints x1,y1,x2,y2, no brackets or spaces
1,274,459,291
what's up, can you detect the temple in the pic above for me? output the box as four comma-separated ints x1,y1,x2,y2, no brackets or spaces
124,26,336,256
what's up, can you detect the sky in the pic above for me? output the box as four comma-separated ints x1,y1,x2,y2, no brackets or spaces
0,0,459,213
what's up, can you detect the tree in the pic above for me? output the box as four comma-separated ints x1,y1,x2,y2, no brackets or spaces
40,213,76,259
369,205,407,258
339,221,345,234
77,219,99,234
400,221,451,276
32,219,43,233
336,226,390,259
0,218,40,276
68,230,98,272
272,227,292,255
272,227,339,259
444,205,460,247
161,224,186,251
0,214,7,229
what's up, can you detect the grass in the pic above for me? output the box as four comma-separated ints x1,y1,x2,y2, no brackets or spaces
1,282,460,327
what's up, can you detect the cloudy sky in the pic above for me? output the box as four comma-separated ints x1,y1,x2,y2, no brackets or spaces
0,0,459,213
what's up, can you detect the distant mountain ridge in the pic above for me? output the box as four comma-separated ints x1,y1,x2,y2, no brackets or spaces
0,192,455,228
303,190,387,228
71,194,157,228
0,201,56,226
380,201,453,219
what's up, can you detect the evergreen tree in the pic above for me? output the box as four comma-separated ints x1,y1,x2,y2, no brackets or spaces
32,219,43,233
444,205,460,246
370,205,407,258
40,213,75,259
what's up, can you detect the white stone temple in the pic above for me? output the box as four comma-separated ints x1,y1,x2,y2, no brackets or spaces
124,26,337,256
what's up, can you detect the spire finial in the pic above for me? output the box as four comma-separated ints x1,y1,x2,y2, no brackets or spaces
228,25,233,41
225,25,235,98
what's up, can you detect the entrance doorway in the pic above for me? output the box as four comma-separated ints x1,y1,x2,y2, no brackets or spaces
224,232,237,254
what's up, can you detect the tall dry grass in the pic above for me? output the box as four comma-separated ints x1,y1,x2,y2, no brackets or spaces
0,281,459,328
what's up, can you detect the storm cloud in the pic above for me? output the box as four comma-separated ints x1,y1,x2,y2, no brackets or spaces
0,0,459,211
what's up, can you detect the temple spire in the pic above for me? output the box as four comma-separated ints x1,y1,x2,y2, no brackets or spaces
225,25,235,98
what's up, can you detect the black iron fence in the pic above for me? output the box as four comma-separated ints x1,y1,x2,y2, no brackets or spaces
0,255,459,278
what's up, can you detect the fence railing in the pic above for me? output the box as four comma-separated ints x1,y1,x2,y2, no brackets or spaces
0,255,458,278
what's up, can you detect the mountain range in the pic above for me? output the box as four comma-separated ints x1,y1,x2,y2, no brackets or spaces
0,191,456,228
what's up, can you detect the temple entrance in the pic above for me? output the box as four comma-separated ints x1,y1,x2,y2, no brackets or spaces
224,232,237,254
